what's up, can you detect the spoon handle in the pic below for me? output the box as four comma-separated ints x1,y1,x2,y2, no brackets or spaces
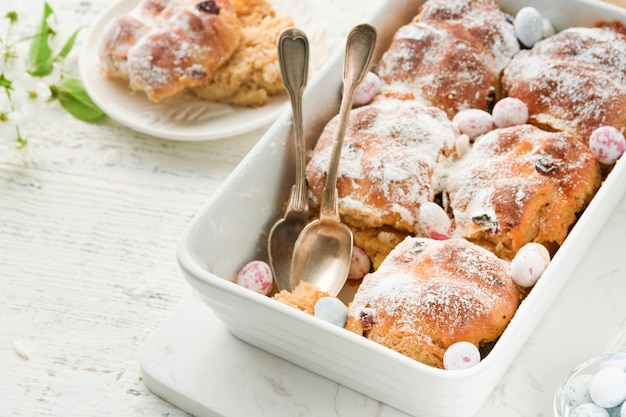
321,24,377,218
278,28,309,212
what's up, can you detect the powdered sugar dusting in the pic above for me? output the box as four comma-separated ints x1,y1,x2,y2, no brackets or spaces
439,124,600,257
306,96,455,232
503,26,626,143
348,237,517,341
101,0,240,101
375,0,519,117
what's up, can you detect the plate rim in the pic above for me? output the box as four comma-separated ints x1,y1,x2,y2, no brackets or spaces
78,0,326,141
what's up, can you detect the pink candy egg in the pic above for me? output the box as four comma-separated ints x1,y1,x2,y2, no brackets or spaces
236,260,273,296
418,202,451,240
510,248,546,287
443,341,481,370
352,71,381,107
588,126,626,165
492,97,529,128
452,109,494,139
348,245,371,280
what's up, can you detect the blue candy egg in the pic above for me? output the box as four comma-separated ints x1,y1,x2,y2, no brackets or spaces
314,297,348,327
564,374,594,409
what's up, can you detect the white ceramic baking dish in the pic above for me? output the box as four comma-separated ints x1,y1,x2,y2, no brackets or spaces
177,1,626,416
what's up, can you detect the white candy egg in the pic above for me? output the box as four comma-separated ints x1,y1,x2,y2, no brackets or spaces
542,18,556,38
620,401,626,417
418,202,451,240
518,242,551,269
492,97,529,128
455,133,471,156
588,126,626,165
510,249,546,287
352,71,382,107
452,109,494,139
589,367,626,408
236,260,273,296
514,7,544,48
572,403,611,417
348,245,371,280
314,297,348,327
443,341,481,370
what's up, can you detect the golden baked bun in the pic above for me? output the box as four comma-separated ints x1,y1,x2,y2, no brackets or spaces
100,0,241,102
99,14,149,79
375,0,519,118
346,237,521,369
443,124,601,260
192,0,294,107
306,92,456,235
352,226,408,270
502,26,626,145
273,281,330,315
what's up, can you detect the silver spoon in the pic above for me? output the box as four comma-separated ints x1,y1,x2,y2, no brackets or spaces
290,23,377,296
267,28,310,293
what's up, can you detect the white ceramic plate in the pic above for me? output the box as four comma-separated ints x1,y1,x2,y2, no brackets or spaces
78,0,331,141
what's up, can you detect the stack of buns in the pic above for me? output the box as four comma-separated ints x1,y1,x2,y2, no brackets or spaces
274,0,624,369
99,0,293,106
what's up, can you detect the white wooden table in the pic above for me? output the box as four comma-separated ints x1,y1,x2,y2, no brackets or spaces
1,1,625,417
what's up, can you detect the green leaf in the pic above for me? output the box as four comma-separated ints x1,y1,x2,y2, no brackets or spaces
55,27,82,61
0,73,12,90
28,3,54,77
56,78,105,122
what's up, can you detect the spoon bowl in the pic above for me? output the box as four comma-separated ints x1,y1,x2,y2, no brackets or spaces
290,23,377,295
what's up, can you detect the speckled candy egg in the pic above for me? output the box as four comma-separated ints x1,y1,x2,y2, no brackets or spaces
348,245,371,280
452,109,494,139
418,202,451,240
236,260,273,296
572,403,611,417
352,71,381,107
514,7,544,48
443,341,481,370
564,374,594,409
590,367,626,408
492,97,529,128
314,297,348,327
510,248,546,287
588,126,626,165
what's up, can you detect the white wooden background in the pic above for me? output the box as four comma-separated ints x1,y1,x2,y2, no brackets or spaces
1,0,624,416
